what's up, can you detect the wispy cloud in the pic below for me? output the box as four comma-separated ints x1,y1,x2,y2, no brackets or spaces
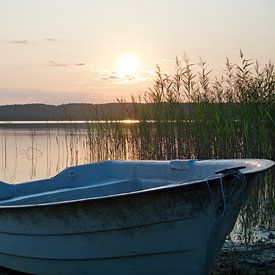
49,61,68,67
96,69,153,85
45,38,58,42
6,40,32,45
48,61,86,67
98,71,119,81
101,75,120,81
2,38,60,45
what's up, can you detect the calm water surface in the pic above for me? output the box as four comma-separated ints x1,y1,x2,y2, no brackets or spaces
0,122,132,183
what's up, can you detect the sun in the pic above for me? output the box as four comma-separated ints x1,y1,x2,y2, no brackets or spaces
116,53,141,76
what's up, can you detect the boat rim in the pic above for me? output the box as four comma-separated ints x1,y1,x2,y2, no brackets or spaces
0,159,273,209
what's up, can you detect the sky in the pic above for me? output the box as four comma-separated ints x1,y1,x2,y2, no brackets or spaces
0,0,274,105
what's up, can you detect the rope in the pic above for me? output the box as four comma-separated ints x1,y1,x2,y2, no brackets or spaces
206,176,215,199
207,169,247,221
219,174,226,217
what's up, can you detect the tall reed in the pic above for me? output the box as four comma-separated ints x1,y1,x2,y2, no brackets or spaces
128,52,274,240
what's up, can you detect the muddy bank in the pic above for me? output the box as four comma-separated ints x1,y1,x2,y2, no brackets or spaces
212,242,275,274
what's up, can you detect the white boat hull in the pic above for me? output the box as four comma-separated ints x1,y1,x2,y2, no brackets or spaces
0,159,273,274
0,179,249,274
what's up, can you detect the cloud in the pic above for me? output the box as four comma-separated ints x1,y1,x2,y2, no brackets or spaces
49,61,68,67
6,40,32,45
99,71,120,81
45,38,58,42
2,38,60,45
101,75,120,81
48,61,86,67
96,69,152,85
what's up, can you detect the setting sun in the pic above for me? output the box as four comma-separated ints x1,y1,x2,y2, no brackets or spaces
116,53,141,76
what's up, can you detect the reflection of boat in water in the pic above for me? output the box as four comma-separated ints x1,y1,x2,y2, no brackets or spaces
0,159,273,274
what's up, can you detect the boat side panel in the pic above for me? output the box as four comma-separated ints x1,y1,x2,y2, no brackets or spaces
0,184,212,235
0,214,215,260
0,185,219,275
0,177,247,275
0,175,252,274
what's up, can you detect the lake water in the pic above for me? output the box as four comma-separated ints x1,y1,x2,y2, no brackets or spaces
0,121,134,183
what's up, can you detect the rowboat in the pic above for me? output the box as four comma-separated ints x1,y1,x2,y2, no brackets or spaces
0,159,273,274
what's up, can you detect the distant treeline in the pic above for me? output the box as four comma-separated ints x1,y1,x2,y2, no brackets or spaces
0,102,196,121
0,102,274,121
0,103,141,121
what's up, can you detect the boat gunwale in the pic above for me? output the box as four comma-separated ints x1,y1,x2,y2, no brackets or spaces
0,168,273,210
0,159,273,209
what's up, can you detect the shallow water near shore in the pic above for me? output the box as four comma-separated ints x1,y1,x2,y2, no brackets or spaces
1,127,91,183
0,121,143,183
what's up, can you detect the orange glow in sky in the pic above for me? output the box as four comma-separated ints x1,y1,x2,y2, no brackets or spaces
0,0,274,105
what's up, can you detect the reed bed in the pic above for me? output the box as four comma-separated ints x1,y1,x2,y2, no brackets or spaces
85,52,274,240
126,53,274,241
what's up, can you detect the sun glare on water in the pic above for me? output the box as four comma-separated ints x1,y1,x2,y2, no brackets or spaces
116,53,141,76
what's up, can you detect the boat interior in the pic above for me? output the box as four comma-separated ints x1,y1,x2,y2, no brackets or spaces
0,159,272,207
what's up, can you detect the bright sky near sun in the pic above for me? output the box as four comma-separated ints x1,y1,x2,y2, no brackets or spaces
0,0,274,104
